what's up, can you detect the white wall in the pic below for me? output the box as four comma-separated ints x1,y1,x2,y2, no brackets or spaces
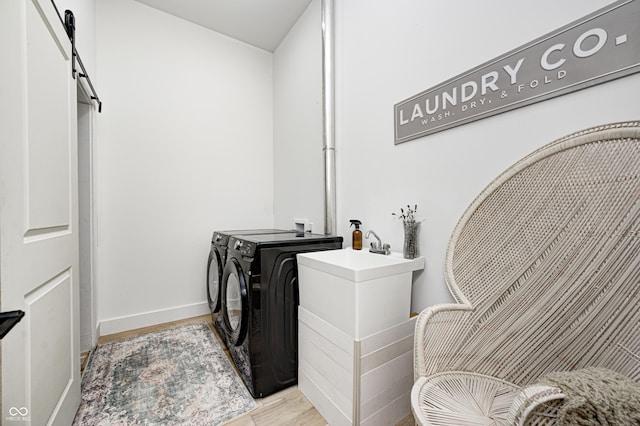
96,0,274,332
86,0,639,332
273,0,323,232
275,0,640,313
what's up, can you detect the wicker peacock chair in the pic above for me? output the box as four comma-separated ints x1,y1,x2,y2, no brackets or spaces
411,121,640,425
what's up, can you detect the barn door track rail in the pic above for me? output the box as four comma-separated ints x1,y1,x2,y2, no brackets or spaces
51,1,103,113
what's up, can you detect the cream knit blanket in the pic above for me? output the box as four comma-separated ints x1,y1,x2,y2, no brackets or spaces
538,367,640,425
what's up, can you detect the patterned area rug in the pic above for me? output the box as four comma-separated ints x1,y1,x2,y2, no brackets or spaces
73,322,256,425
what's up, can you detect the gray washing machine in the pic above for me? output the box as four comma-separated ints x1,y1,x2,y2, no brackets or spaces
220,232,343,397
206,229,292,345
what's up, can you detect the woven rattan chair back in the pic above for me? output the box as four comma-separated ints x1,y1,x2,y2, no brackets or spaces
416,122,640,390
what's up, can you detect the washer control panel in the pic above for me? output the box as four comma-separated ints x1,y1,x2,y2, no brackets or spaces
229,237,256,257
212,232,230,245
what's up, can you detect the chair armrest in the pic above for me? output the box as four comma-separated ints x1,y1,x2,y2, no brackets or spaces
410,376,430,425
413,303,473,379
506,385,565,426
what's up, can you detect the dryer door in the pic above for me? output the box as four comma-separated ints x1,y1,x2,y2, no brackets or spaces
221,257,249,346
206,246,224,313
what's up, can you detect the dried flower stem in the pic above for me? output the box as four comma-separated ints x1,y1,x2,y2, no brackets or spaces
392,204,419,224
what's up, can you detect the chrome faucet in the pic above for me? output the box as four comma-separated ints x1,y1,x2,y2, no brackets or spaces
365,230,391,255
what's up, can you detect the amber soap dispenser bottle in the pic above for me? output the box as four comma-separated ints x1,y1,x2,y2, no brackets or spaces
350,219,363,250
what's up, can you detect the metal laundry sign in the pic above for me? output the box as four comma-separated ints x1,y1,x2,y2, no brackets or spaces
394,0,640,144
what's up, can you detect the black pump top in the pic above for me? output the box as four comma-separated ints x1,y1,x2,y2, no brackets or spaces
350,219,362,229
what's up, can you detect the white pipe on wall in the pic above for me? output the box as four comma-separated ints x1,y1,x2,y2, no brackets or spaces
322,0,336,235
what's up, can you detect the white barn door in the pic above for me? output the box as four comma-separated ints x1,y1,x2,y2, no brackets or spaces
0,0,80,424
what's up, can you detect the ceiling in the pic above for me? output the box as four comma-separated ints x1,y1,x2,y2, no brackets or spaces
134,0,313,52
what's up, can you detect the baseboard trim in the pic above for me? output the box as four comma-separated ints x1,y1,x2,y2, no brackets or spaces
99,302,210,336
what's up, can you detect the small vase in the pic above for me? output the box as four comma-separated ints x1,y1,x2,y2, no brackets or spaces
403,220,419,259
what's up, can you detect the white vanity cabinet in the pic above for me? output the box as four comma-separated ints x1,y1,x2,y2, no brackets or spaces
297,249,425,425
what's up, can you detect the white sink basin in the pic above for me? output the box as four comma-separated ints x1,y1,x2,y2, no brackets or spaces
297,248,425,338
296,247,424,282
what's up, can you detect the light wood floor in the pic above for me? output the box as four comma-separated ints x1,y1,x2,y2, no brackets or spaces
93,314,415,426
